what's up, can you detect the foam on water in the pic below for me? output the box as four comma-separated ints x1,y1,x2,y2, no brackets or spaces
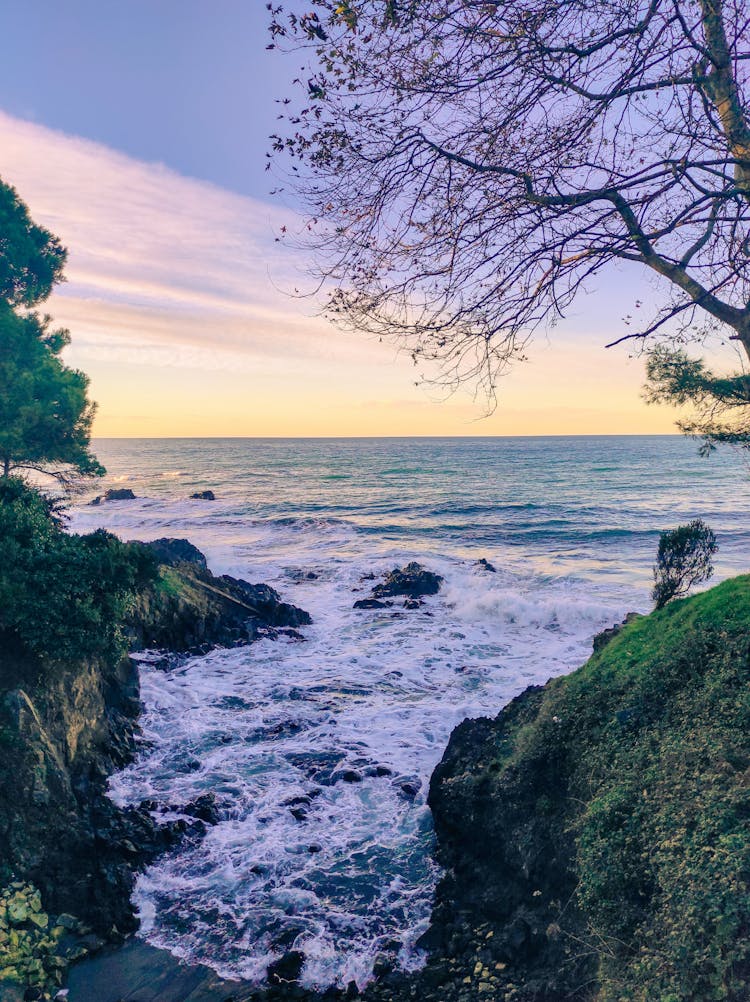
68,436,750,989
108,554,621,989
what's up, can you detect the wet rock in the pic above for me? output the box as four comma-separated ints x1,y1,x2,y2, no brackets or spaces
373,562,443,599
180,793,221,826
365,765,393,778
395,778,421,800
403,598,422,610
287,751,345,786
89,487,137,505
267,949,305,985
476,558,497,573
340,770,363,783
189,490,215,500
353,598,391,610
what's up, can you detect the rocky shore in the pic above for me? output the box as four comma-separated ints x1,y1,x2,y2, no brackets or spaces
0,538,310,1000
6,558,750,1002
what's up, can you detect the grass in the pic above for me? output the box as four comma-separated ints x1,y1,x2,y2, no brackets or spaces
490,577,750,1001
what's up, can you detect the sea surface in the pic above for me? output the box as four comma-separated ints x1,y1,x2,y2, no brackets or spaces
69,436,750,989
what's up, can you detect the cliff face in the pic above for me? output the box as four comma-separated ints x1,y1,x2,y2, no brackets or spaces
416,576,750,1002
127,538,311,655
0,651,140,935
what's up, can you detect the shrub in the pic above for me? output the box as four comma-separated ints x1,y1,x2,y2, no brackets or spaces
651,519,717,610
0,478,155,662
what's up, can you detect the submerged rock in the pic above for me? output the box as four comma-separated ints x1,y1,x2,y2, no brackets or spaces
189,490,215,500
353,598,391,610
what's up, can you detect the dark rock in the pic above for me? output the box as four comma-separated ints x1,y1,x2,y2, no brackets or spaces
189,490,216,500
403,598,422,610
395,778,421,800
340,770,363,783
180,793,221,825
592,611,642,653
372,562,443,599
366,765,393,778
103,488,136,502
353,598,391,610
126,558,311,656
139,537,208,569
267,950,305,985
476,557,497,573
373,953,395,979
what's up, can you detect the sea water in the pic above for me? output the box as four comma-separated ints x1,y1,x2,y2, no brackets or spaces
69,436,750,989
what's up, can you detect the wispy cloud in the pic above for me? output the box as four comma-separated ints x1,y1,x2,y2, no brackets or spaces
0,109,371,371
0,110,678,435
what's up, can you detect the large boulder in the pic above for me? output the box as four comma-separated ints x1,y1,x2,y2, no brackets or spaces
89,488,136,506
373,561,443,599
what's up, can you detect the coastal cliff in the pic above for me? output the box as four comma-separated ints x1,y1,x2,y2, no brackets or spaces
397,575,750,1001
0,531,310,998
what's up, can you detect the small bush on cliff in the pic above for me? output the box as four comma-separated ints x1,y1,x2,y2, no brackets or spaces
0,478,155,662
652,519,717,609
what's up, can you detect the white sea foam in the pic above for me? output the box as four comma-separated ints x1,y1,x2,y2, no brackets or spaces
94,516,627,988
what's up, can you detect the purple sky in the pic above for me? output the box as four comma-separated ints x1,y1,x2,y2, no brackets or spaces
0,1,287,201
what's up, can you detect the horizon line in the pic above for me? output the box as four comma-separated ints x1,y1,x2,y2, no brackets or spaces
91,432,685,441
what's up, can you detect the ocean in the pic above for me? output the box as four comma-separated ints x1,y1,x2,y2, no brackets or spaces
69,436,750,989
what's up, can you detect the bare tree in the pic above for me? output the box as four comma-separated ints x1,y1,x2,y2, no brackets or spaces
268,0,750,396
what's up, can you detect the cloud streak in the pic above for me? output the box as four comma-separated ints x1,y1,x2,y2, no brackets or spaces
0,109,356,370
0,109,680,435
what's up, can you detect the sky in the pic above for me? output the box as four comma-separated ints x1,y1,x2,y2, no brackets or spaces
0,1,695,437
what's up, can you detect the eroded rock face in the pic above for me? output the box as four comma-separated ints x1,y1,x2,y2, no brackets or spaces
0,538,312,971
127,540,311,655
0,651,142,936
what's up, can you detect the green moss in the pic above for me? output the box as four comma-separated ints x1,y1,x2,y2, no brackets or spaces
487,577,750,1001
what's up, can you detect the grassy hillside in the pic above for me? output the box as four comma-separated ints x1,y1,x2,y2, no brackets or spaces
427,576,750,1002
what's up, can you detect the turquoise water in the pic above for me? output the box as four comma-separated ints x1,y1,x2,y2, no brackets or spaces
69,436,749,988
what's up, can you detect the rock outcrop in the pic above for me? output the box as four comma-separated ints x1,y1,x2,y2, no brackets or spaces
127,538,311,655
89,488,136,506
372,562,443,598
354,562,443,610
